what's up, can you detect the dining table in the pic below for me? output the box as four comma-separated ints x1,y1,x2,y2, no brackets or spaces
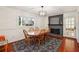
27,29,49,45
27,29,49,36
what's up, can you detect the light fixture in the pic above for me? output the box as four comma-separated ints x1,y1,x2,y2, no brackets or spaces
39,6,47,16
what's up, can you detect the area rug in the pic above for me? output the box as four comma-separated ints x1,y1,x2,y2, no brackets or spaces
12,38,62,52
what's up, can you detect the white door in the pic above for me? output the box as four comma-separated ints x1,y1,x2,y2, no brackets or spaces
65,16,76,38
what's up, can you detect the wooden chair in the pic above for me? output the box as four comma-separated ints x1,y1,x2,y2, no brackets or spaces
43,28,50,42
35,30,45,47
23,29,33,46
40,29,46,44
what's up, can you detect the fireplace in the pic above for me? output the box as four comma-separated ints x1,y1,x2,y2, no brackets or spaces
48,14,63,35
50,28,60,35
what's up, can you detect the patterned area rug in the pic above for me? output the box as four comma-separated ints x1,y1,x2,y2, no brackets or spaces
12,38,62,52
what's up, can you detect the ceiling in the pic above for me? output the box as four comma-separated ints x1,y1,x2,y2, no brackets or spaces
9,6,79,16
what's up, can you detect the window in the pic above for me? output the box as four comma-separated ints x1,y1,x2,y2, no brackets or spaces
66,17,75,29
65,16,76,37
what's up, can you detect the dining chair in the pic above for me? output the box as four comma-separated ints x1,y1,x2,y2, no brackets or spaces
40,29,46,44
23,29,33,46
43,28,50,42
35,30,45,47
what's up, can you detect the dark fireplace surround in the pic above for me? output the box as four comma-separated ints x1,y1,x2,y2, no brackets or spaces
50,28,60,34
49,26,63,35
48,14,63,35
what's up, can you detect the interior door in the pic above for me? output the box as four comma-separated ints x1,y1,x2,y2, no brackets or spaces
65,16,76,38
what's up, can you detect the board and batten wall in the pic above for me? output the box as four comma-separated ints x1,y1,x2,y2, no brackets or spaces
0,7,48,43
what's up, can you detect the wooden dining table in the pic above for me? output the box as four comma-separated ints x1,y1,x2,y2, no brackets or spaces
27,29,49,36
27,29,49,46
28,31,40,36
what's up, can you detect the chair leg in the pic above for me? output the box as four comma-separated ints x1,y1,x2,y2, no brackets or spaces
25,40,30,46
29,40,32,46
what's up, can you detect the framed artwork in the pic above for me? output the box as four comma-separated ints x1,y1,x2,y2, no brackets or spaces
50,17,59,24
18,16,34,26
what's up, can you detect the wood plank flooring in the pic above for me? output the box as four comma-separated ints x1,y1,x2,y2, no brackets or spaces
1,33,79,52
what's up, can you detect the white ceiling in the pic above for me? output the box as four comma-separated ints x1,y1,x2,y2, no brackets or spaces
9,6,79,16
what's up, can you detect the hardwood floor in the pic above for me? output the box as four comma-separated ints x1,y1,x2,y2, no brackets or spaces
47,33,79,52
0,43,14,52
5,43,14,52
1,33,79,52
58,38,79,52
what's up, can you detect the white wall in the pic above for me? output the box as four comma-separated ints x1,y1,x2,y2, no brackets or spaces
76,13,79,42
39,16,48,29
0,7,47,43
